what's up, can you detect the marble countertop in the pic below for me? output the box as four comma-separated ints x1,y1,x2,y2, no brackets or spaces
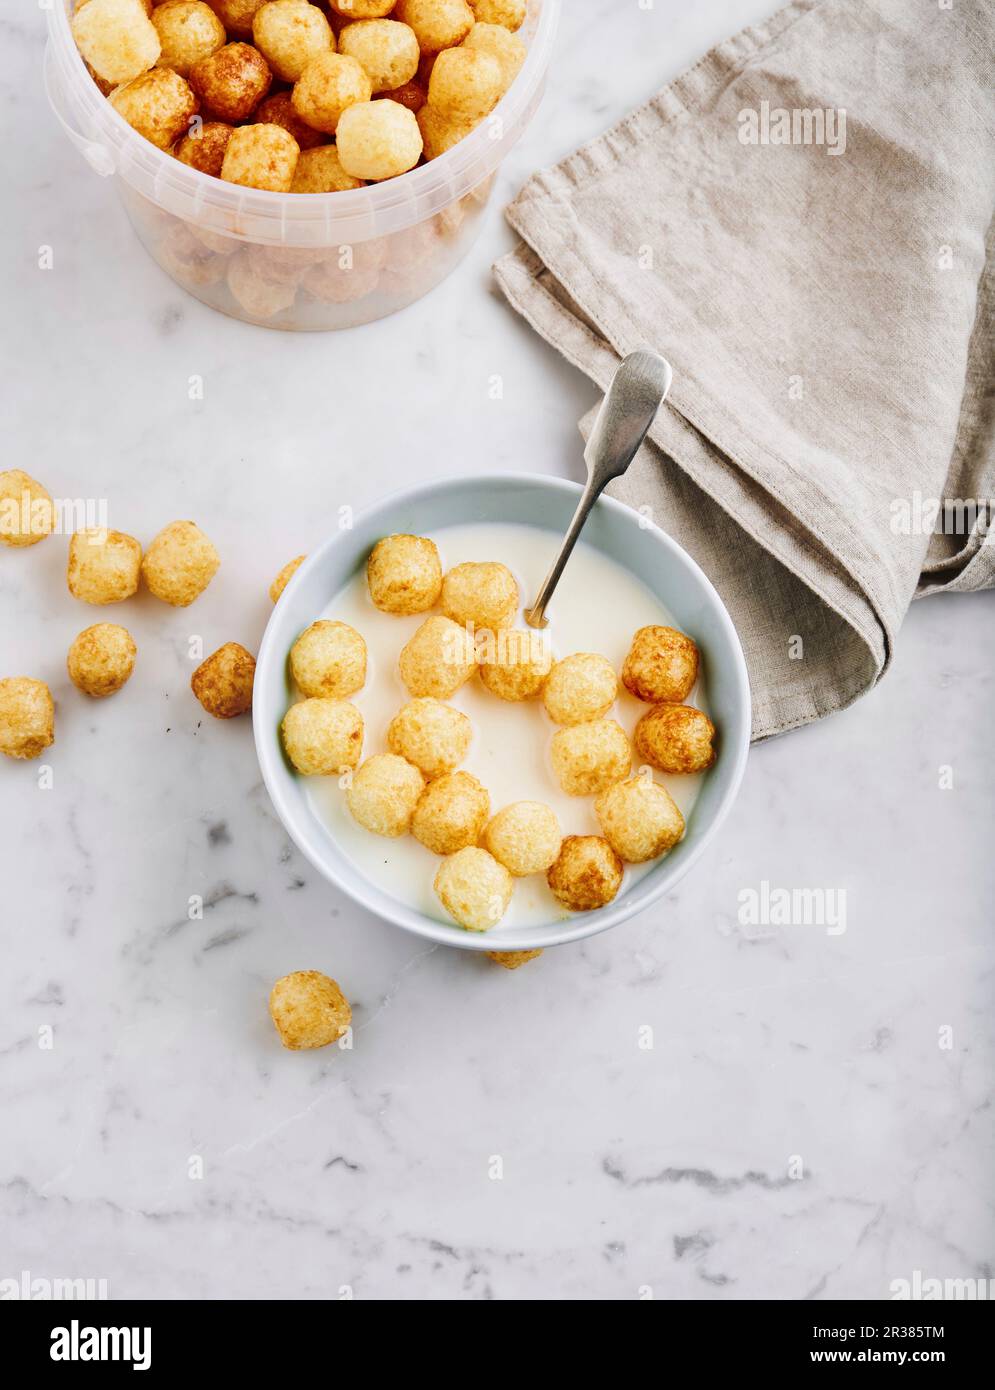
3,0,992,1300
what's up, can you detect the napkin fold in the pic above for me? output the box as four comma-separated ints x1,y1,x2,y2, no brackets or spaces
495,0,995,739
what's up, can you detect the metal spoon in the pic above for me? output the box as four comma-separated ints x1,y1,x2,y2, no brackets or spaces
524,350,673,629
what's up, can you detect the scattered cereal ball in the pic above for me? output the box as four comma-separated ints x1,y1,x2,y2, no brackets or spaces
0,469,53,547
221,122,299,191
427,46,502,122
207,0,266,38
0,678,55,761
412,770,489,855
482,800,561,876
478,628,551,701
486,949,541,969
399,615,476,699
441,561,517,630
67,624,137,698
292,51,372,134
173,119,233,174
386,697,472,778
550,719,631,796
255,91,327,150
379,78,425,112
347,753,424,836
281,697,363,774
252,0,335,83
269,970,351,1050
547,835,623,911
367,533,442,614
270,554,305,602
416,102,474,159
336,99,422,179
634,703,717,775
468,0,525,30
595,776,685,863
543,652,617,726
329,0,395,17
109,67,198,149
395,0,474,54
190,42,271,122
142,520,219,606
290,620,366,698
338,19,419,93
67,528,142,604
152,1,225,78
190,641,255,718
621,625,699,704
72,0,160,86
434,846,513,932
463,21,525,91
226,250,297,318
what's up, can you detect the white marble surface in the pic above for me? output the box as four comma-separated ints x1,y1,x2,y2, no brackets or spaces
2,0,993,1301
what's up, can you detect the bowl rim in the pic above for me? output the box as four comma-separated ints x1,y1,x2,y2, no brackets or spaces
253,471,752,950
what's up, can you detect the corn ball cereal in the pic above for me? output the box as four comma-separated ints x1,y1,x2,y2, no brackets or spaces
252,0,335,82
190,641,255,717
621,625,699,704
416,102,474,159
269,970,351,1050
550,718,631,796
482,801,561,876
0,469,54,547
412,770,489,855
336,99,423,179
281,697,363,774
270,554,306,602
190,42,271,121
595,776,685,863
386,697,472,778
72,0,160,86
221,122,299,191
291,145,364,191
290,620,366,699
67,624,137,698
255,91,327,150
292,51,372,134
329,0,396,16
67,528,142,604
547,835,623,912
152,1,225,78
486,949,542,969
0,678,55,761
141,520,219,606
434,846,513,932
380,78,426,112
209,0,267,38
395,0,474,54
227,250,298,317
173,119,233,174
338,19,419,93
347,753,424,837
468,0,525,29
441,561,518,630
110,67,198,149
399,615,477,699
635,703,716,775
304,260,380,302
542,653,617,726
478,628,551,701
463,21,525,90
427,46,502,122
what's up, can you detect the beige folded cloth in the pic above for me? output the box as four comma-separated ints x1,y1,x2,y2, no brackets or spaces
495,0,994,739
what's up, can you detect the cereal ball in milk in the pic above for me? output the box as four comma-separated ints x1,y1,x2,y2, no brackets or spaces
595,776,685,863
427,47,502,122
434,846,513,932
0,469,54,547
191,641,255,718
338,19,419,93
190,42,271,122
220,123,300,192
67,624,137,698
542,653,617,726
412,770,490,855
226,251,298,318
290,620,366,699
441,561,518,630
550,719,631,796
174,120,233,174
395,0,474,54
386,697,472,778
281,697,363,775
486,949,542,969
329,0,396,17
368,534,442,613
208,0,267,38
399,616,477,699
482,801,561,876
346,753,424,837
463,22,525,91
634,704,716,775
252,0,334,82
292,52,372,134
269,554,306,603
416,102,474,159
478,628,551,701
152,1,225,78
255,92,327,151
468,0,525,30
336,100,423,179
621,625,699,704
0,678,55,761
547,835,623,912
141,520,219,606
291,146,364,191
109,67,198,149
67,528,142,604
269,970,351,1050
72,0,160,86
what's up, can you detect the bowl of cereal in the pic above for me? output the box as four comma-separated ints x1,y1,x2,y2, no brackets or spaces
44,0,560,330
253,473,751,951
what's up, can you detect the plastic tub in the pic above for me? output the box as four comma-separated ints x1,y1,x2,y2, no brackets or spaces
45,1,560,330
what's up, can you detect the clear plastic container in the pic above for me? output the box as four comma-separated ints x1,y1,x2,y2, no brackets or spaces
45,1,559,331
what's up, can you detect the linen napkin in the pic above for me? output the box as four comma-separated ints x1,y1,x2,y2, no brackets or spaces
495,0,995,740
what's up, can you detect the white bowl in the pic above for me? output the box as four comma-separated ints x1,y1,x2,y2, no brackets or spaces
253,474,751,951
